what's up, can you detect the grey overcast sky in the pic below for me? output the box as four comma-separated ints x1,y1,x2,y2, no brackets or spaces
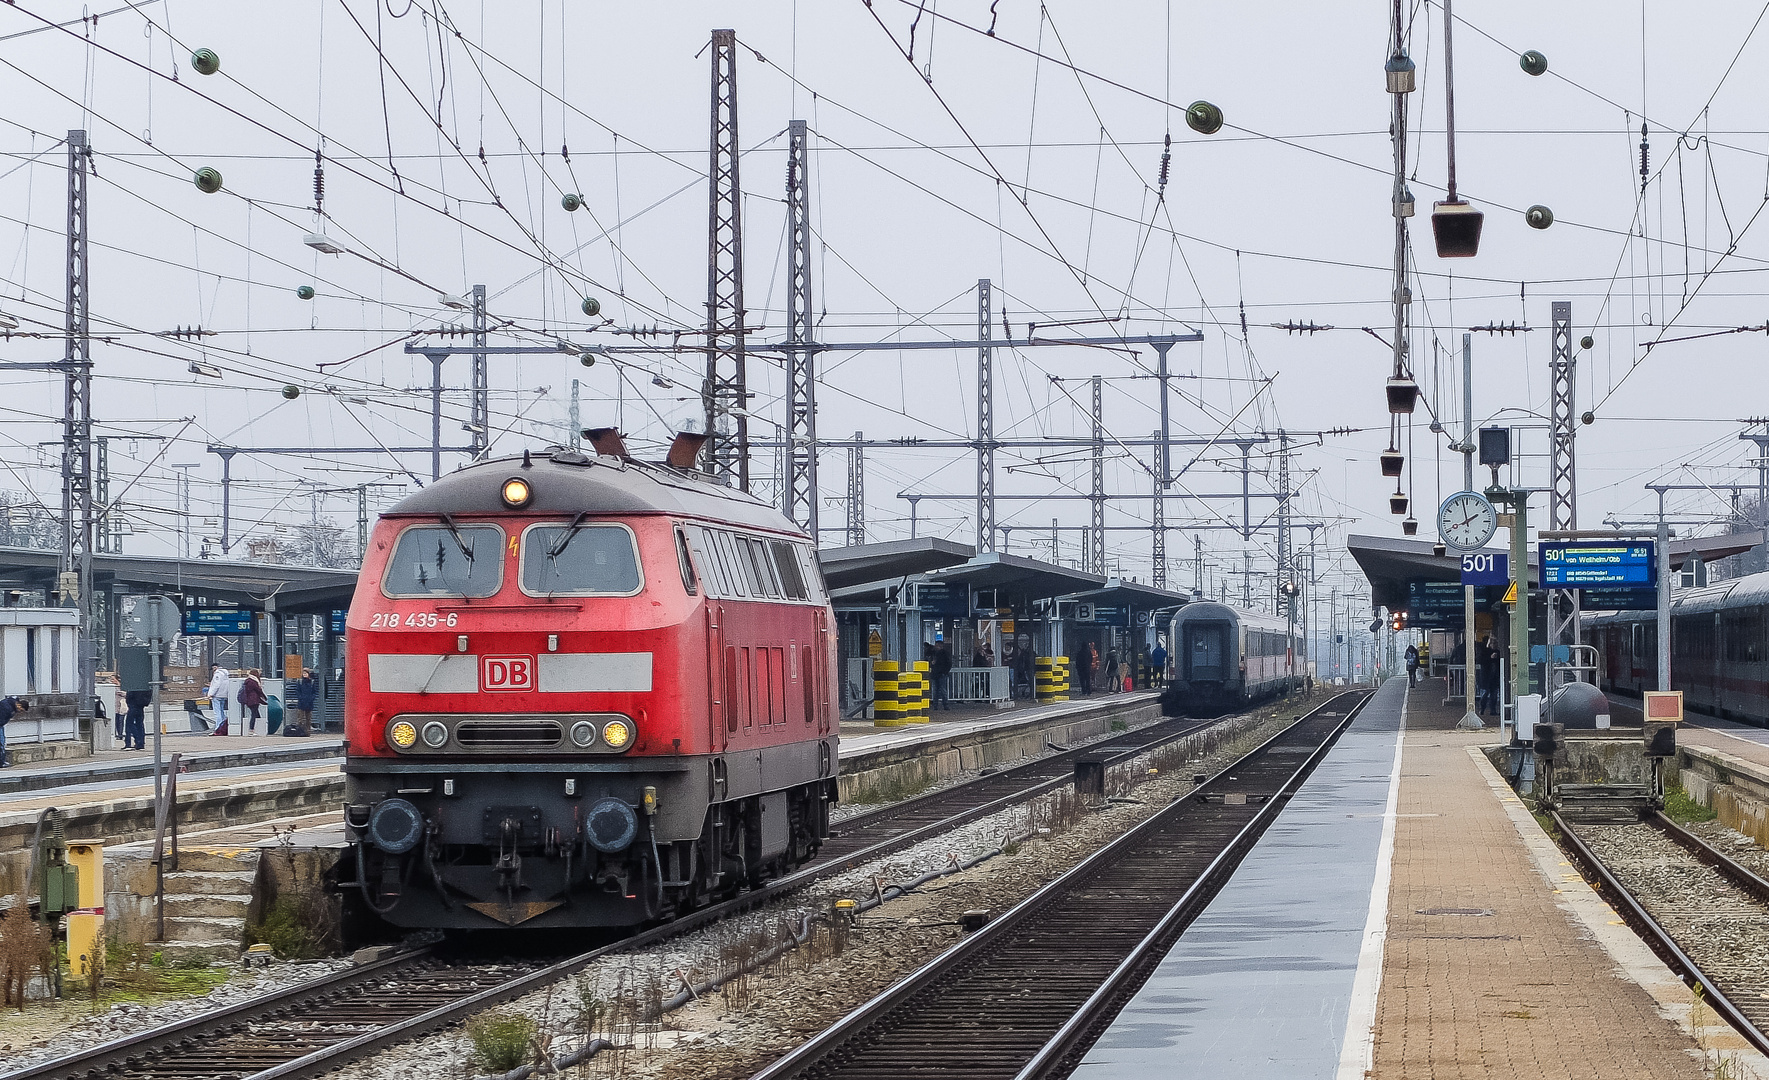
2,1,1768,602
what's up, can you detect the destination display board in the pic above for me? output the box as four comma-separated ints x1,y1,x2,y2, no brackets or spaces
1580,586,1658,611
330,609,349,634
914,582,970,618
1539,541,1655,588
182,608,256,636
1407,581,1468,628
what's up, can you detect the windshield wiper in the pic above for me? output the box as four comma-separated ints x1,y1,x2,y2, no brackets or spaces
548,511,592,560
439,514,476,562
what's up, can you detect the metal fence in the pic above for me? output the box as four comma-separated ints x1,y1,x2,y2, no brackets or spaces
948,666,1011,704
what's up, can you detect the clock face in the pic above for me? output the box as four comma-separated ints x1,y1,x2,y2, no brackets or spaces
1438,492,1497,550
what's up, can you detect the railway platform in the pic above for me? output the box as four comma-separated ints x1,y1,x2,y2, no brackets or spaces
1079,676,1762,1078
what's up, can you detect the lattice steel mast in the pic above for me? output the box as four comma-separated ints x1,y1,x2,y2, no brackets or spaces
60,129,95,721
784,118,818,533
703,29,749,489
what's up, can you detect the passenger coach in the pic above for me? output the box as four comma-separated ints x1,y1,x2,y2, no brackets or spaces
1588,569,1769,726
342,434,838,930
1160,601,1301,715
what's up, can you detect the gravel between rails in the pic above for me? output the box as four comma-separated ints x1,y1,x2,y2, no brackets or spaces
0,958,356,1074
1577,822,1769,1035
326,703,1317,1080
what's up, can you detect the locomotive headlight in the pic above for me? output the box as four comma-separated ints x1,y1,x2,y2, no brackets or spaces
570,720,596,748
500,477,532,507
421,721,448,749
600,718,633,749
388,720,419,749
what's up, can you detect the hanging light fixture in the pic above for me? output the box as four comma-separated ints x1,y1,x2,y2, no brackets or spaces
1431,0,1483,258
1385,51,1416,94
1402,517,1419,536
1385,375,1420,414
1381,446,1404,477
1390,489,1409,516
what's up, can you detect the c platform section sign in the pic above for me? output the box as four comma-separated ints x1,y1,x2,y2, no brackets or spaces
1538,542,1655,588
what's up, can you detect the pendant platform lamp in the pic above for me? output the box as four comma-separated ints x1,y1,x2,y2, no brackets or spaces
1402,516,1419,536
1390,487,1409,516
1432,0,1484,258
1385,374,1419,413
1381,446,1404,477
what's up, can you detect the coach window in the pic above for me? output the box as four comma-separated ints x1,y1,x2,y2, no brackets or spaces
675,528,699,595
383,523,505,598
520,522,643,596
795,545,826,602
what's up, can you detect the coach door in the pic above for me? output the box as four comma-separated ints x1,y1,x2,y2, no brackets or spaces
1187,623,1227,682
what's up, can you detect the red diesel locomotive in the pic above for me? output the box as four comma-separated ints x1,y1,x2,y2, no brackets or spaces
342,432,838,930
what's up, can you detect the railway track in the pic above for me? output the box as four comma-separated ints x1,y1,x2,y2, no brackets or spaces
750,689,1373,1080
9,693,1282,1080
1557,808,1769,1059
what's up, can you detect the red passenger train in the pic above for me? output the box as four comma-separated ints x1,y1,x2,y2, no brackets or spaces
341,433,838,930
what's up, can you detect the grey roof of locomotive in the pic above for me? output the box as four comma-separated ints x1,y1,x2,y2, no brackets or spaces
385,447,808,536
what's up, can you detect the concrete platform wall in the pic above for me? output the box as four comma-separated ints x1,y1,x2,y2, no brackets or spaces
1674,744,1769,847
837,697,1162,803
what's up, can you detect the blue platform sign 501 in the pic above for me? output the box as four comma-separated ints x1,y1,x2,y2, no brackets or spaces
1460,551,1509,586
1539,541,1656,587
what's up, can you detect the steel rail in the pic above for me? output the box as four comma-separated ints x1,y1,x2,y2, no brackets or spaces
1554,809,1769,1060
9,693,1248,1080
0,946,438,1080
748,689,1373,1080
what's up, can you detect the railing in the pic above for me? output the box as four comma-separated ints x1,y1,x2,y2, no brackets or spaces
1446,664,1467,702
948,667,1011,704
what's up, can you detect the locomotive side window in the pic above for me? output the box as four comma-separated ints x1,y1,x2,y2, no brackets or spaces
771,541,809,600
690,527,730,597
675,527,699,595
745,537,782,598
796,545,827,602
519,523,643,596
382,523,505,598
712,531,751,597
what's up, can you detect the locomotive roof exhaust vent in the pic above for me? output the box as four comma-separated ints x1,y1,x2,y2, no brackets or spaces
666,431,709,470
584,427,631,459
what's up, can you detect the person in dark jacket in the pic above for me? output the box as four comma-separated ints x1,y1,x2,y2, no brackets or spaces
0,696,30,766
124,688,152,750
289,673,319,736
930,640,954,711
236,669,268,735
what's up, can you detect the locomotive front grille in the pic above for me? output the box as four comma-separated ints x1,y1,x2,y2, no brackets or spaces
453,719,564,748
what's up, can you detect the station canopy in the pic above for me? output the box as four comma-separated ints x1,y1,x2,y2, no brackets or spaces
1348,530,1763,614
817,537,974,592
0,545,357,614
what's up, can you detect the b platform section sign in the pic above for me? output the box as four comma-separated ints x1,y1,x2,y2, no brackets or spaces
1538,542,1655,588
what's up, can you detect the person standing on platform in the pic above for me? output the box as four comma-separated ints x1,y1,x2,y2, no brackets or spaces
1404,642,1420,686
123,688,151,750
0,696,28,767
1104,648,1121,694
237,669,267,735
971,642,989,668
930,639,953,711
291,672,319,736
1151,641,1169,688
206,665,233,734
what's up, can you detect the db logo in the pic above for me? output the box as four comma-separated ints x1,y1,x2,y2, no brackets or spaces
481,655,536,692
